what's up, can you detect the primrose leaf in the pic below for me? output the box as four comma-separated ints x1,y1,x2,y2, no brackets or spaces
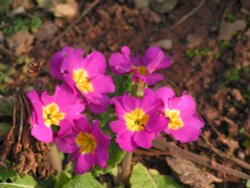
55,171,72,188
0,174,37,188
63,172,104,188
130,163,182,188
94,138,125,175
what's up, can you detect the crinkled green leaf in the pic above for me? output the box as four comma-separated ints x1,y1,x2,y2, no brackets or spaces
63,173,103,188
55,171,72,188
0,174,37,188
130,163,182,188
94,138,125,175
0,163,19,182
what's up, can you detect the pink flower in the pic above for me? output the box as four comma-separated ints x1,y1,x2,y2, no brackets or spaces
50,46,115,114
27,85,85,143
156,87,204,143
109,46,171,85
55,118,110,174
109,89,166,152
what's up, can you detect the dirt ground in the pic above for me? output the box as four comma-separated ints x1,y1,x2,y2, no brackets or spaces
0,0,250,187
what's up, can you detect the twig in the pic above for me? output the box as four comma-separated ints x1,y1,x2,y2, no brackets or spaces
49,0,100,47
201,135,250,171
168,0,206,31
152,138,250,180
17,95,24,145
0,44,17,60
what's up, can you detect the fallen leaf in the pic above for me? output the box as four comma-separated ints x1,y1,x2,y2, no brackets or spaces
51,0,78,18
218,20,246,41
166,156,222,188
6,31,34,55
35,21,57,42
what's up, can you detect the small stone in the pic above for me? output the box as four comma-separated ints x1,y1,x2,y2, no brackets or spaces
151,39,173,49
187,34,203,48
151,0,179,14
134,0,150,9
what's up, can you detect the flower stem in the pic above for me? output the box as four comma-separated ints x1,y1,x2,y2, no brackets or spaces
117,152,133,186
48,143,62,173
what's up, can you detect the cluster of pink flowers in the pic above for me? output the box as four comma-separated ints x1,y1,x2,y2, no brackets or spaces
27,45,204,174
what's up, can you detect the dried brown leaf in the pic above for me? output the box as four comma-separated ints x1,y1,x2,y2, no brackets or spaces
166,156,222,188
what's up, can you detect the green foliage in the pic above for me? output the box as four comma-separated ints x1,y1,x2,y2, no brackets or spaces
219,40,232,49
30,16,43,33
0,97,13,116
0,123,11,140
185,48,210,59
113,75,133,96
226,13,236,22
224,66,250,85
0,163,19,182
55,171,72,188
0,0,9,14
0,164,37,188
130,163,182,188
62,173,104,188
3,18,29,35
246,179,250,188
3,16,42,35
94,138,125,175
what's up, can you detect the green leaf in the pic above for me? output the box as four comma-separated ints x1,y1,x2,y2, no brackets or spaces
0,164,19,182
113,75,132,96
0,98,13,116
0,174,37,188
0,122,11,140
63,173,104,188
30,16,42,33
246,179,250,188
55,171,72,188
94,139,125,175
130,163,182,188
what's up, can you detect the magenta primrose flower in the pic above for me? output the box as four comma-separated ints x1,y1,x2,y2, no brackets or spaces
55,118,110,174
155,87,204,143
50,46,115,113
109,46,172,85
27,85,85,143
109,89,166,152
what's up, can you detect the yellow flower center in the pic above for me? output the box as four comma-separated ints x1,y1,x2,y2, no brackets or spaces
73,69,93,93
132,65,147,76
165,109,184,130
42,103,65,127
75,132,97,154
124,108,149,131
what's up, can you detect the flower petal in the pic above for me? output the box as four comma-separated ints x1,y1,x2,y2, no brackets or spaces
84,51,106,77
133,131,154,149
110,120,127,134
155,87,175,106
31,121,53,143
116,131,137,152
74,154,94,174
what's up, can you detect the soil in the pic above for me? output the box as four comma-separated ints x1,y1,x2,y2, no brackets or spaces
0,0,250,187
